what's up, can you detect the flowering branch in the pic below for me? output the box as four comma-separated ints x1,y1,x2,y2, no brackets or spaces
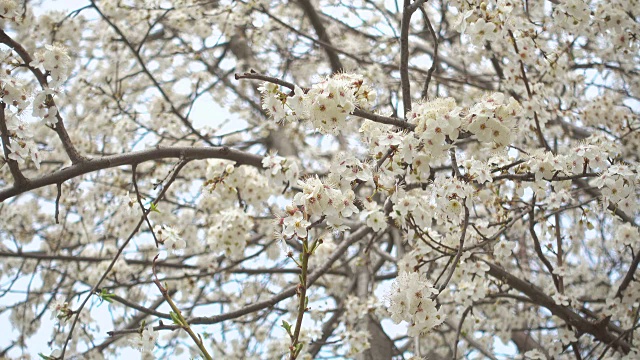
0,29,84,164
234,71,415,130
0,103,27,185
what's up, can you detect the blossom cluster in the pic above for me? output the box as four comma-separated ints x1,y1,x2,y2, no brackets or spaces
553,0,591,31
326,152,373,190
259,73,375,134
0,75,29,111
0,43,71,171
289,176,359,231
29,43,72,88
462,158,493,184
391,175,474,230
356,93,520,197
387,271,444,336
493,239,516,260
129,324,158,354
0,74,41,169
49,298,72,323
408,97,461,152
204,160,271,208
207,208,253,259
280,205,310,239
456,0,514,44
615,223,640,248
364,208,387,233
154,224,186,254
464,93,521,147
595,163,638,215
0,0,18,19
262,153,301,186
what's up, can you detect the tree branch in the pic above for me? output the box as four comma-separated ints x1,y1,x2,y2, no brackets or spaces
0,146,263,202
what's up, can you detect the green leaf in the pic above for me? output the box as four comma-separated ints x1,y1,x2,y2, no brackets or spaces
281,320,292,337
38,354,53,360
97,289,115,305
149,202,161,213
170,311,183,326
310,240,322,255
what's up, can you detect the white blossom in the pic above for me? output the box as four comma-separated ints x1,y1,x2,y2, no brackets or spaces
387,271,444,336
155,225,186,254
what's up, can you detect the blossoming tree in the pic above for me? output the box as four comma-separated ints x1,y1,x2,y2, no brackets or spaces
0,0,639,359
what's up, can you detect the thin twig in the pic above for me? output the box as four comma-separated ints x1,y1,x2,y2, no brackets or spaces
528,197,560,290
399,0,414,116
437,203,469,293
152,255,213,360
419,5,439,98
132,164,159,247
55,182,62,224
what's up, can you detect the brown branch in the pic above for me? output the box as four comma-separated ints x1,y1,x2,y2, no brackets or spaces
296,0,343,73
109,294,172,319
437,203,469,292
98,290,177,354
132,163,160,247
507,30,551,151
399,0,429,114
419,5,439,98
54,182,62,224
616,250,640,299
528,198,560,290
491,172,599,182
482,259,631,354
0,146,263,202
400,0,415,116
